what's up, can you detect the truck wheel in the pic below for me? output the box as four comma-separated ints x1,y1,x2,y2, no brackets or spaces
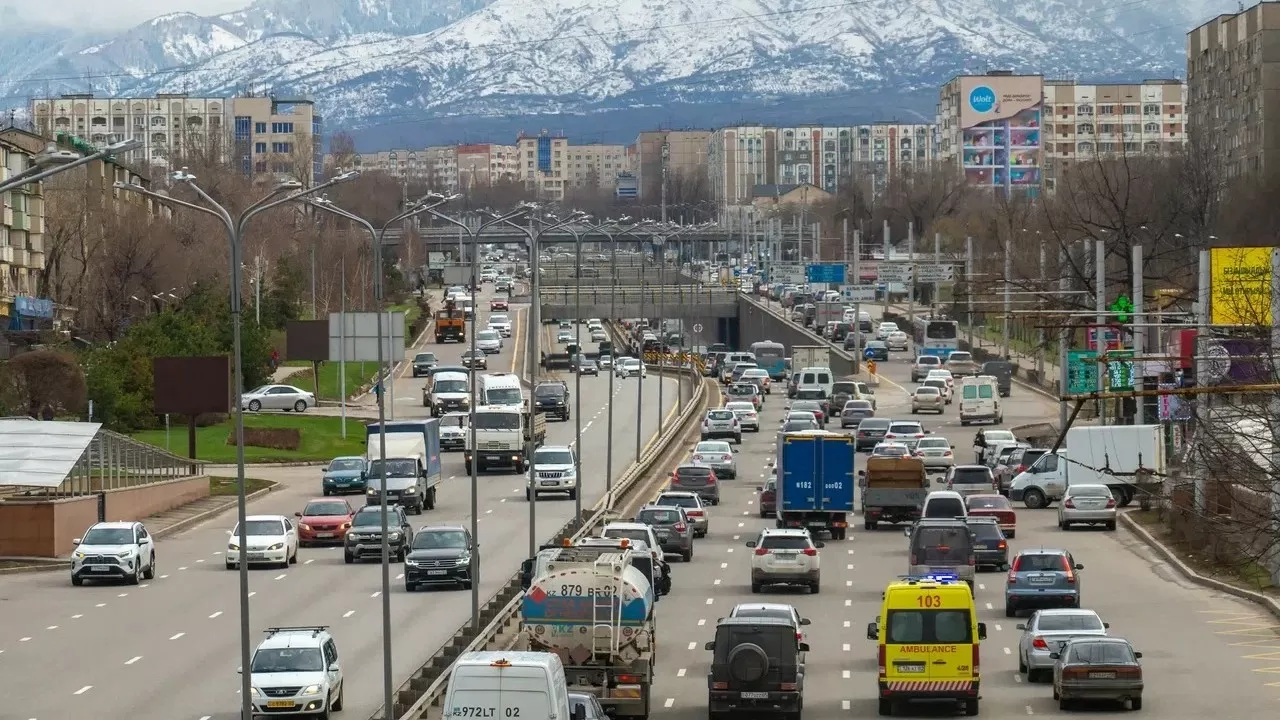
1022,488,1047,509
426,488,437,510
1115,487,1133,507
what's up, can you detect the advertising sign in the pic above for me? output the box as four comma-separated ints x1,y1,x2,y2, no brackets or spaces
1209,246,1273,325
1066,349,1098,395
1198,336,1268,386
958,75,1043,194
1104,350,1135,391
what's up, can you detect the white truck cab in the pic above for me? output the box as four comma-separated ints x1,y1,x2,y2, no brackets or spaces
443,651,584,720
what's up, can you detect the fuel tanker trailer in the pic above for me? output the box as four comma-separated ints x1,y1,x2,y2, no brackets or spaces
520,542,657,718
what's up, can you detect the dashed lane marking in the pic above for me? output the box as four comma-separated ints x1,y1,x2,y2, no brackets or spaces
842,670,851,679
19,637,31,642
247,592,256,598
713,579,722,585
304,559,315,565
720,563,728,569
677,668,687,677
705,598,714,605
343,610,356,618
994,624,1002,632
74,685,92,695
844,599,852,607
195,559,205,563
985,603,993,610
697,619,706,626
95,603,105,608
209,612,222,619
169,633,185,640
686,642,696,650
179,567,188,571
842,700,851,710
846,580,853,587
1003,647,1012,655
842,643,850,652
274,574,287,580
371,591,382,598
125,656,142,665
978,583,985,591
117,593,128,598
396,573,405,580
1025,705,1034,715
46,626,57,631
663,699,674,708
71,615,82,619
843,621,851,628
159,574,169,579
847,564,854,570
732,535,740,540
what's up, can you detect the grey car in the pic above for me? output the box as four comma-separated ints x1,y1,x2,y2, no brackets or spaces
670,464,721,505
840,399,875,427
654,491,709,537
411,352,438,377
700,408,742,443
634,505,695,562
1017,609,1110,682
577,358,599,376
1058,483,1118,531
854,418,891,451
691,440,737,479
1051,637,1144,711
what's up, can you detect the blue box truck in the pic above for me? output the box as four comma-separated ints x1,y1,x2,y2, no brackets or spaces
775,430,856,540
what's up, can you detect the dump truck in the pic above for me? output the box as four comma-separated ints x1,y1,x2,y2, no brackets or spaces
858,456,928,530
774,430,856,540
433,304,465,343
520,545,657,718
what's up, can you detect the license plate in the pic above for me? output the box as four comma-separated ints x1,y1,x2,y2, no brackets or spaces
249,553,267,559
486,455,503,461
1030,577,1054,585
775,553,798,562
1089,672,1116,679
266,700,294,708
895,664,926,674
91,566,111,572
739,691,768,699
427,570,447,576
540,481,557,486
316,532,334,538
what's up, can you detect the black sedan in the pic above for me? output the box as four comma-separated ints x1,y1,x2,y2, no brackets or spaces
460,350,488,370
404,526,475,591
863,340,890,361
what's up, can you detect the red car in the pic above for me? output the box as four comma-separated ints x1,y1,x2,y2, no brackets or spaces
758,476,777,518
966,494,1017,538
490,298,509,311
295,498,356,546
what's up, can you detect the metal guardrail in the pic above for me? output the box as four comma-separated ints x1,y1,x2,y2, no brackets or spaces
384,352,709,720
539,286,737,306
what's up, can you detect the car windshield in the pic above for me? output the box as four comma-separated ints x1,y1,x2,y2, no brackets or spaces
251,647,324,673
729,385,754,394
867,341,886,348
984,431,1016,443
1016,554,1069,572
912,526,970,563
832,382,856,395
846,401,872,410
413,530,469,550
732,607,793,623
637,508,682,525
535,450,575,465
235,520,284,536
948,353,972,362
916,388,940,396
535,385,566,398
1068,642,1135,664
951,468,993,484
760,535,811,550
477,331,498,341
917,357,940,365
303,501,350,516
1037,613,1105,632
475,412,521,430
924,380,947,390
726,402,755,413
367,459,418,477
246,385,270,395
656,494,699,508
795,389,825,399
490,315,509,324
889,424,922,434
707,410,734,421
328,458,363,471
793,402,820,411
886,609,973,644
874,445,908,456
968,521,1003,539
434,380,468,394
968,496,1010,510
696,442,731,453
676,466,712,478
860,419,891,430
602,528,650,545
352,511,392,527
783,421,817,432
81,527,133,545
414,353,436,363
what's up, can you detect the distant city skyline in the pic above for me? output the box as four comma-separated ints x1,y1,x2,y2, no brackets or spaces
4,0,250,30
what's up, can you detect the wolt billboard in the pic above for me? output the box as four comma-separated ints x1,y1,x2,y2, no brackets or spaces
958,75,1043,195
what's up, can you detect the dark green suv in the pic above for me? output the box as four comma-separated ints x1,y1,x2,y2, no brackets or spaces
344,505,413,563
706,616,806,719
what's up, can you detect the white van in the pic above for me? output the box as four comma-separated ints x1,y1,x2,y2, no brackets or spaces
444,651,583,720
958,375,1002,426
480,373,525,407
796,366,834,397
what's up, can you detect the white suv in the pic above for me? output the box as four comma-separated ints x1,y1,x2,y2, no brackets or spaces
527,445,579,501
248,626,344,716
71,521,156,586
884,420,927,442
745,528,824,594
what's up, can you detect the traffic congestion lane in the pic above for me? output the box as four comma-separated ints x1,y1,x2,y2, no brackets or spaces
0,358,680,718
643,354,1279,718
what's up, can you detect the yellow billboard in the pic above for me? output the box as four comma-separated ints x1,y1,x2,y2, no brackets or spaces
1210,246,1274,325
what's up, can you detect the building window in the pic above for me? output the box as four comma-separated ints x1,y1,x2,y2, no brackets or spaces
255,142,267,154
270,122,293,134
1143,103,1160,115
1122,105,1139,115
272,142,292,153
254,122,267,134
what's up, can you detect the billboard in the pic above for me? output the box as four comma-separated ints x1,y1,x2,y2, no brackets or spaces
1209,246,1273,326
959,75,1043,194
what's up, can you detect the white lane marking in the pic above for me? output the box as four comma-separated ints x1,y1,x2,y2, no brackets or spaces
845,580,852,587
71,614,82,619
159,574,169,579
95,603,105,608
726,548,733,553
732,535,740,541
396,573,405,580
842,643,851,652
248,591,256,598
139,584,150,589
741,511,748,516
677,668,687,677
46,626,57,630
274,573,287,580
169,633,185,640
19,637,31,642
209,612,223,619
720,562,728,569
737,522,744,528
1026,705,1034,715
486,509,493,514
994,624,1003,632
985,602,993,610
697,619,706,626
713,579,722,585
705,598,713,605
978,583,986,591
663,699,674,708
847,564,854,570
847,549,854,555
844,599,852,607
686,642,696,650
179,567,188,571
1014,674,1022,683
304,559,315,565
125,656,142,665
200,716,212,720
842,670,851,679
74,685,92,695
117,593,128,597
1004,647,1012,655
196,559,205,563
343,610,355,618
371,591,381,598
500,498,507,503
214,551,223,555
746,500,754,506
843,621,851,628
842,700,851,710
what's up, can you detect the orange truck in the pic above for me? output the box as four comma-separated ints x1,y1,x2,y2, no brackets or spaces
434,307,465,343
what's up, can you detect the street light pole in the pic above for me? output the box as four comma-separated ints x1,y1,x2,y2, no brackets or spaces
116,168,359,720
0,138,143,194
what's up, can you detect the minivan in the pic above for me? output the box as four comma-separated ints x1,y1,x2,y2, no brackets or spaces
445,651,584,720
958,375,1002,426
796,367,833,397
921,489,968,520
980,360,1014,397
906,518,977,588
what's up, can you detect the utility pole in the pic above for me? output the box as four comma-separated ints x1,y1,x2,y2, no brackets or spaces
1095,238,1107,423
1269,248,1280,586
1195,249,1211,515
660,142,669,224
1132,244,1145,424
852,228,862,374
1037,235,1047,378
907,222,915,322
932,231,941,313
1002,239,1012,359
965,237,974,347
1058,246,1070,430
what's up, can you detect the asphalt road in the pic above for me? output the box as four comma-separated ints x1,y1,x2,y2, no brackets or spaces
0,290,681,720
634,339,1280,718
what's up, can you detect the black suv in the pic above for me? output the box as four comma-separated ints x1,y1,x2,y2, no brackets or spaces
404,525,474,591
706,616,806,718
344,505,414,564
534,382,570,421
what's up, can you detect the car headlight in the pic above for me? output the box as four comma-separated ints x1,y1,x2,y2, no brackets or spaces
299,523,311,531
301,684,321,695
115,550,135,558
229,543,240,551
267,543,284,551
405,558,420,567
388,531,402,540
73,551,85,560
403,486,418,494
367,488,378,495
457,554,472,567
250,687,262,697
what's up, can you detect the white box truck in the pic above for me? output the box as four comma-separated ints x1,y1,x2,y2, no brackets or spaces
791,345,831,371
1008,425,1165,509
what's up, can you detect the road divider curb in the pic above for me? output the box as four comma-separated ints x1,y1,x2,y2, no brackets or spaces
377,341,709,720
1120,510,1280,620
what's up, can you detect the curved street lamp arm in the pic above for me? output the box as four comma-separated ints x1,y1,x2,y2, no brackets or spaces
112,182,233,233
0,147,119,194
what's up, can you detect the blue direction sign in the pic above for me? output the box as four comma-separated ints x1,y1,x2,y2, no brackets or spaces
806,263,847,283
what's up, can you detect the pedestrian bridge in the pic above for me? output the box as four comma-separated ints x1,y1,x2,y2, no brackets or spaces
539,285,738,320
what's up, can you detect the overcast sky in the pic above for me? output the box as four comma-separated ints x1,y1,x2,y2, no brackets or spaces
7,0,251,30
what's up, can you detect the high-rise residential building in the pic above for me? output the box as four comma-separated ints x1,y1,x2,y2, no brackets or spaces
229,96,322,184
632,130,712,201
708,126,777,207
29,93,228,169
1041,79,1187,191
938,71,1045,196
516,131,570,200
776,124,937,199
0,130,47,329
1187,1,1280,181
563,143,630,192
353,148,433,182
456,143,521,188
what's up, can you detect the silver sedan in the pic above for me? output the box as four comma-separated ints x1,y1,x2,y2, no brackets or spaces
1058,484,1118,531
1018,609,1110,682
241,384,316,412
691,440,737,479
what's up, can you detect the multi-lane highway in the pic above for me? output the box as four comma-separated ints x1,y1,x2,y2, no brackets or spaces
627,331,1279,718
0,290,680,720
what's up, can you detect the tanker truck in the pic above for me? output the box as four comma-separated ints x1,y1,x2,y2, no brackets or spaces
520,543,657,718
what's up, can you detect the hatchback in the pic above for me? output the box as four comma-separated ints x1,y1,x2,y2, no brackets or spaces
724,401,760,432
965,516,1009,570
701,408,742,443
1051,637,1144,711
1058,484,1117,531
910,355,942,382
966,493,1017,538
906,518,976,588
913,437,955,472
854,418,891,451
633,505,695,562
757,476,777,518
1004,549,1084,617
1017,609,1109,682
884,421,927,442
654,491,709,537
475,329,502,353
670,464,721,505
863,340,889,361
911,386,945,414
840,399,874,427
740,368,772,393
411,352,438,377
691,440,737,479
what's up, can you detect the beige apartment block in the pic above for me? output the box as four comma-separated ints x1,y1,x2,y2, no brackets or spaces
564,143,629,191
708,126,777,207
457,143,521,188
29,93,228,168
516,132,570,200
354,149,433,181
776,124,936,199
229,96,321,184
0,132,46,326
1041,80,1186,191
633,130,712,200
1187,1,1280,180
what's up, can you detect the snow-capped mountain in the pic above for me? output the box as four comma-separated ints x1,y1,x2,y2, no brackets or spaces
0,0,1238,144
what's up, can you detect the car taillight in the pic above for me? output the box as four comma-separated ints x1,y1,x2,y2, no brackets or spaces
674,523,688,533
997,541,1007,550
943,450,952,456
721,454,732,462
972,643,980,676
1105,498,1117,508
1062,558,1077,583
1063,499,1075,508
687,510,703,517
616,674,640,683
693,454,704,462
802,548,817,556
1032,637,1049,650
711,681,728,689
754,547,769,556
1007,569,1017,584
878,645,887,678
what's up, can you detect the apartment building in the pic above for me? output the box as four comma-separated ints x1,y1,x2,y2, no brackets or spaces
708,126,777,207
515,131,570,200
457,143,521,188
1187,1,1280,181
230,96,323,184
633,130,711,201
775,124,937,198
353,148,434,182
1041,79,1187,191
562,143,629,192
938,71,1045,195
0,130,48,331
29,93,227,169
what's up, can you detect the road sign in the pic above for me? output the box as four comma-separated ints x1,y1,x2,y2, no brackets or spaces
1105,350,1135,390
773,264,806,283
840,284,877,301
1109,295,1134,323
806,263,847,283
877,263,914,283
914,264,956,283
692,323,703,334
1067,349,1098,394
